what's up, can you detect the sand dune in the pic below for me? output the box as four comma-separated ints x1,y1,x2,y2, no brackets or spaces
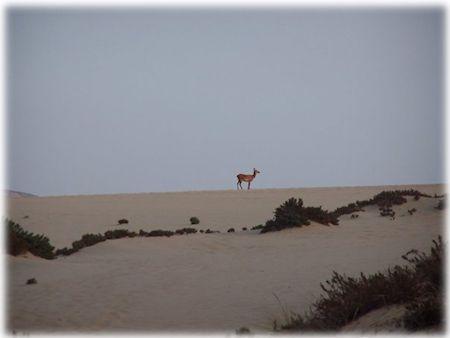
7,184,444,333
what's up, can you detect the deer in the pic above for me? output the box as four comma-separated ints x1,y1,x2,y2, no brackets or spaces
237,168,261,190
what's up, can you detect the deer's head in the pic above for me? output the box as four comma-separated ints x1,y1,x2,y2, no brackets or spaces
253,168,261,175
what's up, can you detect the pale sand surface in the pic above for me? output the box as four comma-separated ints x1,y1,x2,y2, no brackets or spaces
7,184,444,332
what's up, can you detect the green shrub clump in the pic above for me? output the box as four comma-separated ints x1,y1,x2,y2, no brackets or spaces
6,219,55,259
175,227,197,235
190,217,200,225
56,229,136,256
261,198,338,233
251,224,264,231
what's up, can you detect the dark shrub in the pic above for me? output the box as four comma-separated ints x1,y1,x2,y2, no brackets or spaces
104,229,131,239
379,206,395,218
148,230,174,237
304,206,338,226
118,218,129,225
251,224,264,230
261,198,310,233
279,237,443,332
242,227,247,231
333,190,433,219
333,203,364,218
236,327,251,334
227,228,235,233
26,278,37,285
350,214,359,219
139,229,148,237
81,233,106,247
175,227,197,235
373,191,407,208
205,229,220,234
199,229,204,233
56,229,138,256
8,231,29,256
55,247,76,256
190,217,200,225
7,219,55,259
261,198,337,233
404,294,442,331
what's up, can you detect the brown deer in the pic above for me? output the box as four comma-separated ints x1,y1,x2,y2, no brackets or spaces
237,168,261,190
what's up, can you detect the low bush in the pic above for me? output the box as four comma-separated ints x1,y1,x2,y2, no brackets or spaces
304,206,339,226
261,198,337,233
26,278,37,285
56,229,137,256
6,219,55,259
118,218,129,225
148,230,174,237
333,203,364,218
104,229,133,240
8,231,29,256
175,228,197,235
251,224,264,231
278,237,443,332
379,207,395,218
205,229,220,234
333,189,433,219
242,227,247,231
190,217,200,225
236,327,251,334
227,228,235,233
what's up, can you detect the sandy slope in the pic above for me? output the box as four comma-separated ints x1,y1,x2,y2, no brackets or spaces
7,184,444,333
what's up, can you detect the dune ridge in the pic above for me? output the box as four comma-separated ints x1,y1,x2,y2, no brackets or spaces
7,184,444,333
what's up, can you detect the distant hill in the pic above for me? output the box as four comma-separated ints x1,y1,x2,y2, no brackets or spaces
5,190,37,198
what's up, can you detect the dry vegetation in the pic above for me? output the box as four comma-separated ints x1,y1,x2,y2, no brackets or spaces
260,189,437,233
277,237,443,332
7,219,55,259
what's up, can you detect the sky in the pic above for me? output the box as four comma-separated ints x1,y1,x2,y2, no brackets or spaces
7,8,444,196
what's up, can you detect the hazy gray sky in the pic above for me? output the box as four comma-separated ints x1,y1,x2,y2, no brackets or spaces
8,8,444,196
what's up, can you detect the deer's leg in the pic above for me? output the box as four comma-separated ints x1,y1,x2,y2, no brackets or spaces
237,181,240,190
248,182,251,190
